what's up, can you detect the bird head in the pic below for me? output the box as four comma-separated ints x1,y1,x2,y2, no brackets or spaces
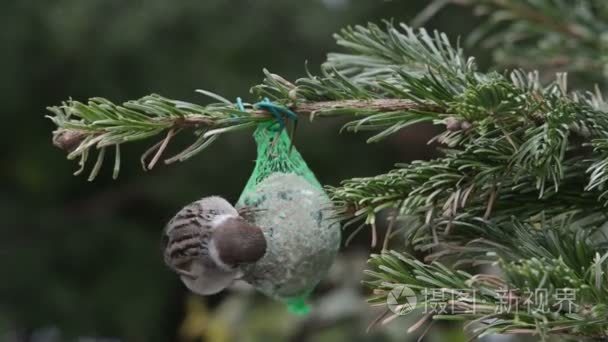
162,196,266,295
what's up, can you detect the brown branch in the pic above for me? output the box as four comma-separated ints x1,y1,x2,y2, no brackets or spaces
177,99,430,125
293,99,431,116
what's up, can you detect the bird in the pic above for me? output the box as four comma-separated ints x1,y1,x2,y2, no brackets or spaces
162,196,267,295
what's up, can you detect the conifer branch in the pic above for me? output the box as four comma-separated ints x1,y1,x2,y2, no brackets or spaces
454,0,608,84
48,94,438,179
367,248,608,339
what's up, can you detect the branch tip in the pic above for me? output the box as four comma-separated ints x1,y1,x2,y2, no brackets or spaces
52,129,86,153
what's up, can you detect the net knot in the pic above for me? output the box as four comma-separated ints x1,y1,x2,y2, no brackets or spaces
255,98,297,132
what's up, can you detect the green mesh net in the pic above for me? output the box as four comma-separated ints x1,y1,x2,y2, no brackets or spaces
236,122,341,314
239,122,322,195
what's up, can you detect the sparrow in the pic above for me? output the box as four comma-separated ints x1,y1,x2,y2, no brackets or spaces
162,196,266,295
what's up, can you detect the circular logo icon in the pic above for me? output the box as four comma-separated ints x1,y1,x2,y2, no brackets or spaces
387,285,417,315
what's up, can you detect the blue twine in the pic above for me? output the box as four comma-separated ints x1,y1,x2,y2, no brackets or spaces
235,97,297,131
236,97,245,112
254,97,297,131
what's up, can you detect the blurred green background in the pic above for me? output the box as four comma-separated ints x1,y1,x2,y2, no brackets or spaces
1,1,485,341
